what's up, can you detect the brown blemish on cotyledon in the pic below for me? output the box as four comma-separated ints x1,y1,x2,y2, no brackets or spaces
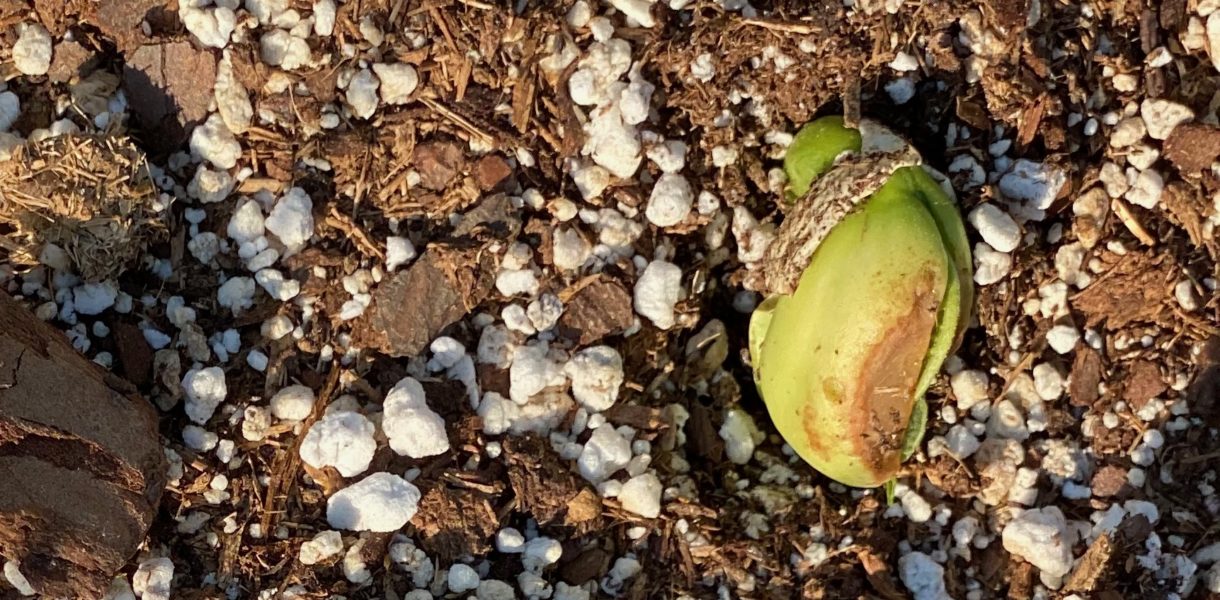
846,269,941,480
799,404,831,460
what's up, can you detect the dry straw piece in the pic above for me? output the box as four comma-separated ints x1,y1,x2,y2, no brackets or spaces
0,135,165,282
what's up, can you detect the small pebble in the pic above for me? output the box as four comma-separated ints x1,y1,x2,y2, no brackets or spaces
888,51,919,72
1175,280,1201,311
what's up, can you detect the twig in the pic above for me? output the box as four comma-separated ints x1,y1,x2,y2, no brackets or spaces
352,143,371,208
406,0,450,16
739,17,817,35
260,364,342,535
440,471,504,494
418,96,497,148
324,205,386,261
1070,253,1133,301
429,7,457,53
244,126,290,145
1110,198,1156,246
1180,449,1220,466
1173,307,1220,336
998,351,1037,397
0,234,25,253
842,75,862,129
236,177,284,194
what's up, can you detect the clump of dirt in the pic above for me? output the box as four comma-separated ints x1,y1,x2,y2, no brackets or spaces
0,135,164,281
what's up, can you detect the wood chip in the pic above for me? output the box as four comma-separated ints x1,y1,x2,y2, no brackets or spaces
1073,252,1173,330
855,547,905,600
557,277,635,346
1121,360,1167,411
503,435,595,528
122,42,218,154
1161,182,1210,250
603,405,667,430
559,548,611,586
564,488,603,525
1065,532,1114,594
111,320,152,386
0,292,165,598
1160,0,1186,29
359,245,493,356
1016,94,1047,148
47,39,94,83
686,402,724,463
1163,122,1220,175
1068,346,1103,407
89,0,162,54
411,486,498,560
1187,339,1220,427
1006,560,1035,600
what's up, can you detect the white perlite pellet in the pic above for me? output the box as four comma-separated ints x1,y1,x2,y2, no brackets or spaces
327,472,421,532
132,557,174,600
898,552,950,600
299,411,377,477
645,174,694,227
12,23,52,76
565,346,625,412
967,203,1021,253
372,63,418,105
973,242,1012,285
634,260,681,329
1002,506,1074,578
619,473,663,518
1125,169,1163,209
1140,98,1193,140
382,377,450,459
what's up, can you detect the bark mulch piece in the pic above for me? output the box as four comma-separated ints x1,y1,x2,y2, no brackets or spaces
0,291,165,598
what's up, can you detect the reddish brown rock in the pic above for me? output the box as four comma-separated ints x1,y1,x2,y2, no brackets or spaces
1091,465,1129,498
473,154,515,192
0,292,165,599
412,140,466,191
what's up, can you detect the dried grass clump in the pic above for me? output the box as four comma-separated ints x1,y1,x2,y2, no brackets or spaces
0,135,165,282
